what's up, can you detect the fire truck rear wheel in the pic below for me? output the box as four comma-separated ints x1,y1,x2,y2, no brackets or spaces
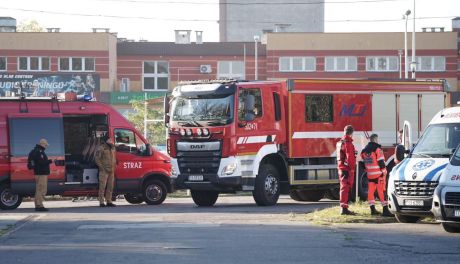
442,222,460,233
395,213,421,223
0,184,22,210
296,190,325,202
253,164,280,206
124,193,144,204
324,188,340,200
191,190,219,206
142,180,167,205
289,190,302,201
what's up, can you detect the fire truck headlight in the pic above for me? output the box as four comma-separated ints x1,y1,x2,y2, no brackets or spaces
179,129,186,136
202,128,209,136
186,129,192,136
222,163,237,175
196,128,202,136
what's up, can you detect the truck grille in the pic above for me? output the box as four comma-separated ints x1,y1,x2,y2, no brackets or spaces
177,150,221,174
394,181,438,197
445,192,460,205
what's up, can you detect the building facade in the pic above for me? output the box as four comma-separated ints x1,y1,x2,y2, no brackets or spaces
219,0,324,42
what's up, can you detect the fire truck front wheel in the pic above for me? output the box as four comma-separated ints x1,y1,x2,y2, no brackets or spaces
191,190,219,206
142,180,167,205
0,184,23,210
253,164,280,206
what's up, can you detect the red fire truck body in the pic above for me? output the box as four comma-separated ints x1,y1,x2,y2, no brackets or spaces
0,97,172,210
166,79,446,206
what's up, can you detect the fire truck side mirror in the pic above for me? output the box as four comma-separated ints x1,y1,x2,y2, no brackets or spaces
243,94,255,122
164,95,170,127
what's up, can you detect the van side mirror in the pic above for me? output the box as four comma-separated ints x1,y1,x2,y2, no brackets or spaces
243,94,255,122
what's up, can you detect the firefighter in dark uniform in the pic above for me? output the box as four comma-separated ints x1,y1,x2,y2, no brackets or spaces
337,125,357,215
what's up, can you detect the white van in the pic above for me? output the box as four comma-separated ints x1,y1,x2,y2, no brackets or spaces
432,143,460,233
388,107,460,223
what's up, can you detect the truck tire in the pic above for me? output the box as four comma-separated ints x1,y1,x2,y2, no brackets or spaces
191,190,219,207
296,190,325,202
395,213,421,223
324,188,340,200
124,193,144,204
253,164,280,206
289,190,302,201
357,171,369,201
442,222,460,233
142,180,167,205
0,184,22,210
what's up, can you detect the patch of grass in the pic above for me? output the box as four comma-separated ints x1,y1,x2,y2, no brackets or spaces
0,225,13,237
304,201,397,225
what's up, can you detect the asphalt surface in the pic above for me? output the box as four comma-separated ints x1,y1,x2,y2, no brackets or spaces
1,195,459,264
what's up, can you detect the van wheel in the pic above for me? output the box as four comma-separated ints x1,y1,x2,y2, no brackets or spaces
0,184,22,210
442,223,460,233
253,164,280,206
395,213,421,223
124,194,144,204
143,180,167,205
191,191,219,207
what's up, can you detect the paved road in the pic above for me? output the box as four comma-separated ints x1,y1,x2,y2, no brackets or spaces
1,195,459,264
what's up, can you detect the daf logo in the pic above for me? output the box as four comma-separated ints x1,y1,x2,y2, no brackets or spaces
412,159,435,171
412,172,418,180
190,145,205,149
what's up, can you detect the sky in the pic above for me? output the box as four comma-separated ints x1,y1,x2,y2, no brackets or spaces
0,0,458,42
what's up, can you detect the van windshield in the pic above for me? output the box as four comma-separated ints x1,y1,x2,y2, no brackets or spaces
171,95,234,127
412,123,460,158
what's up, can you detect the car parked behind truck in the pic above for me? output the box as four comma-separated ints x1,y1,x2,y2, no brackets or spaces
0,96,172,210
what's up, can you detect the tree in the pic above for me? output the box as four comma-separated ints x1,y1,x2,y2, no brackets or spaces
17,19,44,32
126,99,166,146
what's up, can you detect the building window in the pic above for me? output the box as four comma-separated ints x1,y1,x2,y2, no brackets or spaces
18,57,50,71
415,56,445,72
0,57,6,71
143,61,169,90
218,61,245,79
305,95,333,122
279,57,316,72
325,56,357,72
59,57,95,72
366,56,398,72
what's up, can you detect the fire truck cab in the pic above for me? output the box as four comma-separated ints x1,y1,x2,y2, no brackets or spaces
0,96,172,210
166,79,446,206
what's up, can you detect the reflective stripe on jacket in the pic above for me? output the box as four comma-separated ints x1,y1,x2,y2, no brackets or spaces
361,142,387,180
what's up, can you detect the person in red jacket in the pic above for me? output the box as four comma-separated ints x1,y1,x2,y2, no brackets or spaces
337,125,356,215
361,134,393,217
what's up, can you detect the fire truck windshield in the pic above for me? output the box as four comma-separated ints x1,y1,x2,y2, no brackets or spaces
171,95,234,126
411,123,460,158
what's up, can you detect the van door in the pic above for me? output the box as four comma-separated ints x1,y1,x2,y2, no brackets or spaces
8,115,66,195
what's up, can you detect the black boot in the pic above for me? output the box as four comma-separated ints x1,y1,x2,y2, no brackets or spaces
370,205,380,215
341,207,356,215
382,205,394,217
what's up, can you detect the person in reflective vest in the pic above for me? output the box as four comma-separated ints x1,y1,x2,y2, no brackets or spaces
361,134,393,217
337,125,356,215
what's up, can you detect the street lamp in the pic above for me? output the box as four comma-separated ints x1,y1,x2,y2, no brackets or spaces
398,49,403,79
403,9,411,79
254,35,260,80
411,0,416,79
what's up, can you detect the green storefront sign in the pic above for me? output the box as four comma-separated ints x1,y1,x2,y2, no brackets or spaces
110,91,166,105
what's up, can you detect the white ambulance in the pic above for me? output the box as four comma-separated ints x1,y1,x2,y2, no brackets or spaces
432,143,460,233
388,107,460,223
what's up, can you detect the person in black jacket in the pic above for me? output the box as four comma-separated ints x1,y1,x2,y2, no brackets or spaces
30,139,52,211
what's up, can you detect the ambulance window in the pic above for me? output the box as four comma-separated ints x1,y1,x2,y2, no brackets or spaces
114,129,136,153
305,95,333,122
238,88,263,120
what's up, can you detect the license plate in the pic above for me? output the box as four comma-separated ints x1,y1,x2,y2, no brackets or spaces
404,199,424,206
188,175,203,181
455,210,460,217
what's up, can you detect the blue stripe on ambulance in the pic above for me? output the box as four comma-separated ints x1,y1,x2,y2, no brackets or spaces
422,164,447,181
398,159,410,181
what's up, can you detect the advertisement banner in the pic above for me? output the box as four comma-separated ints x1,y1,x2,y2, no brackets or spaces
110,91,166,105
0,73,100,97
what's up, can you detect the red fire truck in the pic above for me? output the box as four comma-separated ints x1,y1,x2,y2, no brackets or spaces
165,79,446,206
0,96,172,210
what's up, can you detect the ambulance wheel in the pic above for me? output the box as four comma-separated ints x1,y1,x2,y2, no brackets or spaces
124,194,144,204
0,184,22,210
253,164,280,206
297,190,325,202
395,213,420,223
143,180,167,205
324,188,340,200
289,190,302,201
442,223,460,233
191,190,219,207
